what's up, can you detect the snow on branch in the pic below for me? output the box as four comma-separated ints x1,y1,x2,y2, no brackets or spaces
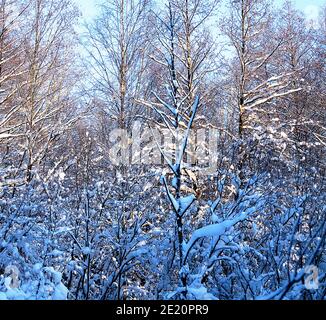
183,212,248,262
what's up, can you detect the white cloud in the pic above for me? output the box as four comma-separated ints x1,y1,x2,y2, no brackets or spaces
304,5,320,27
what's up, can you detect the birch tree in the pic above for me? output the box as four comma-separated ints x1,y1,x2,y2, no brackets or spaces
83,0,151,130
221,0,302,180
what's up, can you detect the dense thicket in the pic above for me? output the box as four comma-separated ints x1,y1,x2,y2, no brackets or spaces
0,0,325,300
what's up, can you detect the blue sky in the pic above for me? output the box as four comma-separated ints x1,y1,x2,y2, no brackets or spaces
75,0,325,20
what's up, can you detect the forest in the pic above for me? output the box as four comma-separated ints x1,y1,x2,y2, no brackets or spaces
0,0,325,300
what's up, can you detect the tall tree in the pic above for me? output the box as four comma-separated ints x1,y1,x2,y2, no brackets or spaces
83,0,151,131
221,0,301,180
